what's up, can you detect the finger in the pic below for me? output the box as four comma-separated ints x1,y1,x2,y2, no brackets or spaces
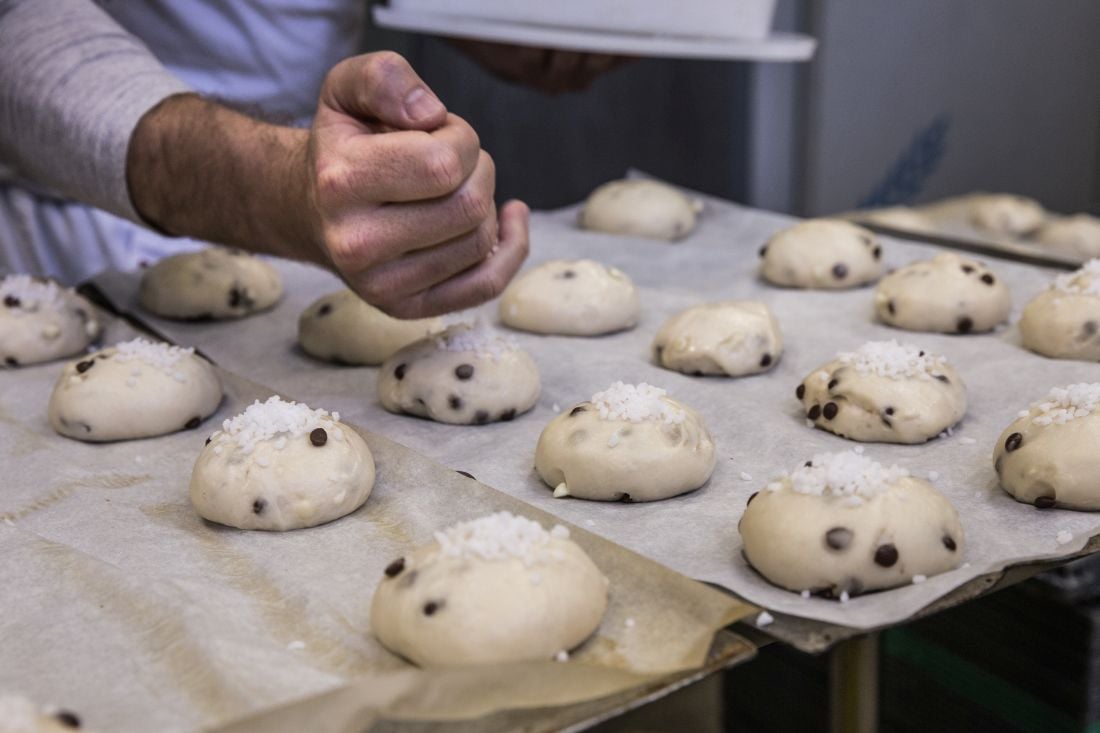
352,208,499,302
321,50,446,131
382,200,530,319
320,114,481,203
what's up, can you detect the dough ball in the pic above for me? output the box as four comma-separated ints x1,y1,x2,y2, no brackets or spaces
760,219,883,289
873,253,1011,334
968,194,1045,236
535,382,716,502
797,340,967,444
652,300,782,377
298,289,443,365
378,322,540,425
1034,214,1100,259
190,396,374,530
579,179,699,241
0,693,88,732
0,275,102,368
48,338,222,442
1019,260,1100,361
994,383,1100,510
371,511,608,665
139,247,283,320
859,206,937,234
499,259,639,336
739,449,964,597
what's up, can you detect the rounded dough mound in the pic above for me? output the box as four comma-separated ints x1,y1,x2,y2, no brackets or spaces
579,179,698,241
993,383,1100,510
49,338,222,442
968,194,1045,236
378,323,540,425
0,275,102,368
191,396,374,530
652,300,782,377
298,289,442,365
499,259,639,336
535,382,716,502
371,512,608,665
873,253,1011,334
1019,260,1100,361
760,219,883,289
739,450,964,597
798,340,967,444
1034,214,1100,259
139,247,283,320
860,206,937,234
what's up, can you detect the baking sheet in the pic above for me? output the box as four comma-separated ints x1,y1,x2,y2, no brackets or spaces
0,317,750,733
93,187,1100,630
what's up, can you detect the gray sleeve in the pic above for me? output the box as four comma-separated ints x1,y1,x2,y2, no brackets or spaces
0,0,193,223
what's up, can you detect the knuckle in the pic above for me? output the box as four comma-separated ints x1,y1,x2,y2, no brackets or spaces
473,223,496,259
424,144,463,193
357,274,390,304
314,160,352,201
324,223,368,273
454,185,492,228
364,50,406,80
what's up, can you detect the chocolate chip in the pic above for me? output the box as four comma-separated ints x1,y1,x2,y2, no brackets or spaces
205,436,212,445
760,353,772,368
3,294,20,308
569,405,587,417
918,350,925,357
228,287,243,308
885,406,895,415
76,359,94,373
943,535,957,551
804,460,813,467
1083,321,1098,338
887,300,896,316
456,470,476,481
454,364,474,380
1035,495,1056,509
449,395,463,411
981,273,995,285
474,409,489,424
1004,432,1023,452
796,384,806,400
747,491,759,506
252,498,266,514
618,493,633,503
874,544,899,567
957,316,973,334
881,416,893,428
318,303,332,316
185,416,200,430
759,244,768,257
825,527,853,551
394,363,407,380
832,263,848,279
310,427,328,446
823,402,838,420
935,374,950,384
423,600,444,615
827,378,838,390
872,246,882,260
54,711,81,728
500,408,516,421
807,405,821,420
384,557,406,577
961,264,975,274
560,269,576,279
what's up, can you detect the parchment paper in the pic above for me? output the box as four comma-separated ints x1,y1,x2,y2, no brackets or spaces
0,317,750,733
93,185,1100,630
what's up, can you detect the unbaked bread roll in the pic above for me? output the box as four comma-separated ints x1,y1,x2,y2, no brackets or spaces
371,511,608,665
1034,214,1100,259
139,247,283,320
760,219,883,289
993,383,1100,510
652,300,782,377
535,382,716,502
859,206,937,234
0,274,102,368
797,340,966,444
1019,260,1100,361
48,338,222,442
739,449,964,598
499,259,639,336
298,289,442,365
579,179,699,241
873,253,1011,334
969,194,1045,236
190,396,374,530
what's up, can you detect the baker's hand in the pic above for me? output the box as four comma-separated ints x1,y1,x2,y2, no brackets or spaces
307,52,528,318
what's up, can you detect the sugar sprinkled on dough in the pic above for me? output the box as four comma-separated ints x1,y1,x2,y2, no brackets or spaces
769,450,909,499
1053,259,1100,296
434,511,571,566
1057,530,1074,545
836,340,947,380
1026,383,1100,426
215,395,335,454
113,337,195,373
0,274,63,310
436,320,517,358
590,381,685,424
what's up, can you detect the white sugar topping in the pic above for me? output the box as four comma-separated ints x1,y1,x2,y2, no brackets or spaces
837,340,947,380
113,338,194,372
0,274,62,310
0,694,37,733
1053,259,1100,296
590,381,685,424
215,396,334,454
1027,383,1100,426
434,511,571,566
755,611,774,627
436,320,517,358
768,450,909,499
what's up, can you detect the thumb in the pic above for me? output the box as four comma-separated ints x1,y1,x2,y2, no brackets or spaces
322,51,447,131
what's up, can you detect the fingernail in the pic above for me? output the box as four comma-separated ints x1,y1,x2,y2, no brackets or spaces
404,87,443,122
